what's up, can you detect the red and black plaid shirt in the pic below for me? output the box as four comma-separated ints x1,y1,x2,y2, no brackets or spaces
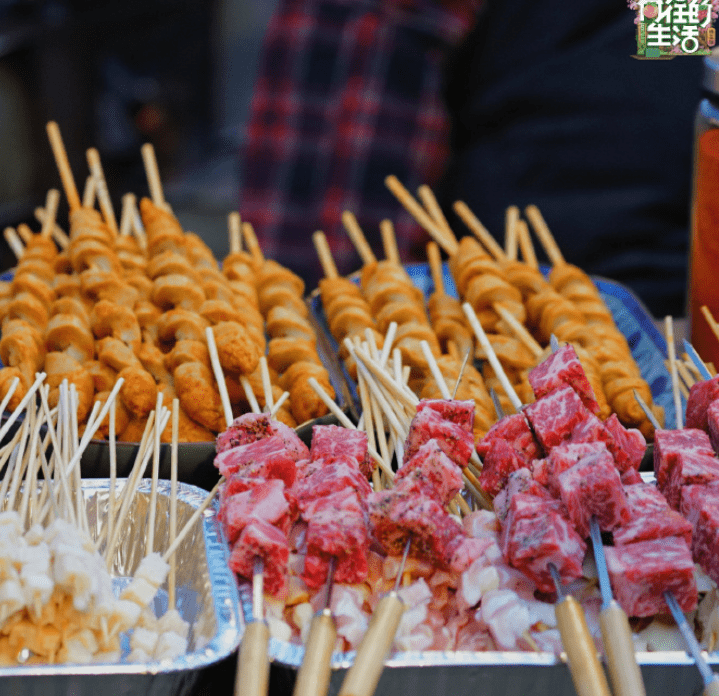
238,0,482,287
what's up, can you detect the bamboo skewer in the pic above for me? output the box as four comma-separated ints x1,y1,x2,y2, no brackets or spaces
229,212,242,254
379,219,400,265
342,211,376,265
146,393,164,555
3,227,24,259
516,219,539,269
312,231,339,279
525,205,565,266
86,148,118,235
453,200,506,262
168,399,180,610
206,326,234,429
417,184,454,243
46,121,81,212
82,175,97,209
665,317,684,429
242,222,264,265
504,206,520,260
141,142,167,211
39,189,60,238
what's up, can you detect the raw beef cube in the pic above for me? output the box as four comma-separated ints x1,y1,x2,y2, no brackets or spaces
216,412,309,460
293,456,372,512
493,468,553,522
605,538,697,617
222,479,294,543
229,519,290,597
504,510,587,593
557,450,630,538
604,414,646,473
653,428,714,490
613,483,692,546
310,425,371,478
688,493,719,585
219,475,265,517
394,440,464,506
680,480,719,526
707,399,719,452
416,399,475,434
302,491,370,588
546,442,609,497
524,386,591,452
665,451,719,510
528,344,600,415
367,488,465,568
214,435,297,486
404,407,474,469
620,468,643,485
499,492,567,556
569,413,615,449
532,457,551,487
685,374,719,432
476,413,541,463
479,439,524,498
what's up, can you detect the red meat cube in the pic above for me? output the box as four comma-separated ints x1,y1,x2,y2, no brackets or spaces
503,508,587,593
532,457,551,487
219,475,265,518
310,424,371,478
524,386,592,452
216,412,309,460
707,399,719,452
493,468,553,522
557,450,630,538
620,468,643,485
499,492,567,556
214,435,297,486
476,413,542,463
546,442,609,497
416,399,475,434
605,538,697,617
479,439,524,497
394,440,464,506
686,374,719,432
680,480,719,526
665,451,719,510
604,415,646,473
613,483,692,547
222,479,294,543
302,491,370,588
653,428,714,491
528,344,601,415
293,456,372,512
367,488,465,568
229,519,290,597
686,490,719,585
404,407,474,469
569,412,615,449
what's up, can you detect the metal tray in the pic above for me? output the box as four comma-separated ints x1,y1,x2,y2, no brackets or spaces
0,479,242,696
308,262,680,430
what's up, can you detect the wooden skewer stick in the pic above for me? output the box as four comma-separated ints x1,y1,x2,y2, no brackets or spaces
516,219,539,269
504,206,520,260
141,142,167,211
3,227,24,259
39,189,60,238
525,205,565,267
665,316,684,430
701,305,719,348
342,211,376,265
168,399,179,610
46,121,81,212
229,212,242,254
426,241,446,297
242,222,265,265
34,208,70,249
0,372,47,446
269,391,290,417
259,356,274,413
385,175,458,255
107,388,117,564
86,148,119,235
453,200,506,262
119,193,136,237
462,303,523,413
417,184,454,242
82,175,96,209
205,327,234,429
15,223,31,244
379,219,400,264
146,393,164,555
312,231,339,279
493,303,543,358
240,376,262,415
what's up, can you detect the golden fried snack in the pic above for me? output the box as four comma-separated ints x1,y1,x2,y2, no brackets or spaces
151,274,206,313
139,197,185,257
44,314,94,363
146,250,197,280
90,300,141,354
92,389,130,438
44,351,94,422
184,232,219,271
80,269,138,308
86,360,118,393
52,274,82,300
4,291,49,328
199,299,242,326
164,339,211,373
0,366,28,411
212,321,261,375
136,343,172,384
427,292,473,358
156,308,208,344
157,382,214,442
96,337,140,372
117,365,157,419
267,337,319,374
10,273,55,310
265,305,316,343
173,361,225,432
50,297,89,324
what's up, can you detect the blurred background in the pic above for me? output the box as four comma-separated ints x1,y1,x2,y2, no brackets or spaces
0,0,277,266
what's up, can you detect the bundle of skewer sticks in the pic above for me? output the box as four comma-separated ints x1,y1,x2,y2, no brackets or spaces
0,369,222,665
383,175,663,438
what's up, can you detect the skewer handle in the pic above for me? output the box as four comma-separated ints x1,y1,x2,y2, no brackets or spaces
705,677,719,696
292,609,337,696
338,592,405,696
235,620,271,696
555,595,612,696
599,600,646,696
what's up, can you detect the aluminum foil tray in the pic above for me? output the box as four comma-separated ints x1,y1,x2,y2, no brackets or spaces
0,479,241,696
308,262,680,429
